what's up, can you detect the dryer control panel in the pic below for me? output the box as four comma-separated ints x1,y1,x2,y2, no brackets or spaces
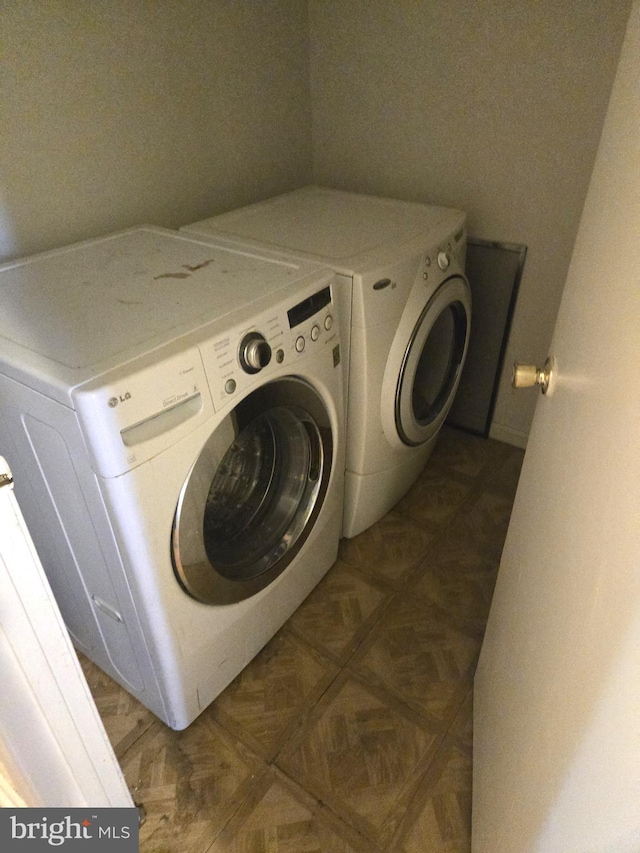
352,225,467,332
201,284,337,409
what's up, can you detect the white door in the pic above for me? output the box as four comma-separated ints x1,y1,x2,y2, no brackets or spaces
473,2,640,850
0,456,133,808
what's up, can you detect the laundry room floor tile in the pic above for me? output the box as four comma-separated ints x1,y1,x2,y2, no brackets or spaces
483,444,526,502
81,427,526,853
439,487,515,563
393,467,476,534
348,596,481,725
449,687,474,750
285,558,392,665
413,559,498,637
392,737,472,853
276,672,444,848
119,715,267,853
77,653,156,759
209,629,339,761
430,425,513,481
339,510,434,588
210,767,372,853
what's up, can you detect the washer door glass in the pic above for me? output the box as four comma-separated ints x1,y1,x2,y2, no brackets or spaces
396,275,471,446
172,378,333,604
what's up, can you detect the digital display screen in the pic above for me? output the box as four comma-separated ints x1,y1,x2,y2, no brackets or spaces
287,286,331,328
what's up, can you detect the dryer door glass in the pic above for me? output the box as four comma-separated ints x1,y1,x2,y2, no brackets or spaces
396,275,471,446
171,378,333,604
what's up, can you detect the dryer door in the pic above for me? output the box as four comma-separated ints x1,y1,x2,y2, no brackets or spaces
171,378,333,604
395,275,471,446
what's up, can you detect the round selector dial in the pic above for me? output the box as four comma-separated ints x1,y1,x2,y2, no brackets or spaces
239,331,272,374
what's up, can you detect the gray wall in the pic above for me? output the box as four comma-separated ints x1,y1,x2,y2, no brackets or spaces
1,1,631,444
308,0,631,444
1,0,312,261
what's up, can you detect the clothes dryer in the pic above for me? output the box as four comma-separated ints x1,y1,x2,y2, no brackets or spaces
0,227,344,729
181,187,471,537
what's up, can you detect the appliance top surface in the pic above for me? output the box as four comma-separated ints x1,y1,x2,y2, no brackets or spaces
186,186,465,271
0,226,323,375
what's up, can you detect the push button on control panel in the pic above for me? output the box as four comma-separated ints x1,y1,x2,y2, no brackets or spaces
324,314,333,331
311,324,320,341
295,336,305,353
437,251,450,271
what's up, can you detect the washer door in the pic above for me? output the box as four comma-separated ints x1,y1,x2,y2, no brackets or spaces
396,275,471,446
172,378,333,604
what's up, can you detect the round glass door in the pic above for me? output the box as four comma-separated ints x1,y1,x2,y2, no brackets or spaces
396,275,471,446
172,378,333,604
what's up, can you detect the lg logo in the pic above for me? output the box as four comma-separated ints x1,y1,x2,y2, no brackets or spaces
108,392,132,408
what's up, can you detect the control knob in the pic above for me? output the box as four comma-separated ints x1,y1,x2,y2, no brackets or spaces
239,332,272,374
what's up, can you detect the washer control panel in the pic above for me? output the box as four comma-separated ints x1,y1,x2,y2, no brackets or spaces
239,331,272,374
201,283,337,408
420,226,466,283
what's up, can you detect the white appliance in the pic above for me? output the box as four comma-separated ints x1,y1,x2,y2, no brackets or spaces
181,186,471,537
0,226,345,730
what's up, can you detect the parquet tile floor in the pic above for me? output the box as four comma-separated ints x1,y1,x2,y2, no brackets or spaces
79,426,524,852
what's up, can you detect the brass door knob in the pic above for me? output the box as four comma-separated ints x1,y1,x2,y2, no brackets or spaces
512,357,554,395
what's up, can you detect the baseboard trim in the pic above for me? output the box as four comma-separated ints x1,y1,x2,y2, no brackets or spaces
488,421,528,449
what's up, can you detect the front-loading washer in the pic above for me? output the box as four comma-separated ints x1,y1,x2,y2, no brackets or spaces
181,186,471,537
0,226,344,729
